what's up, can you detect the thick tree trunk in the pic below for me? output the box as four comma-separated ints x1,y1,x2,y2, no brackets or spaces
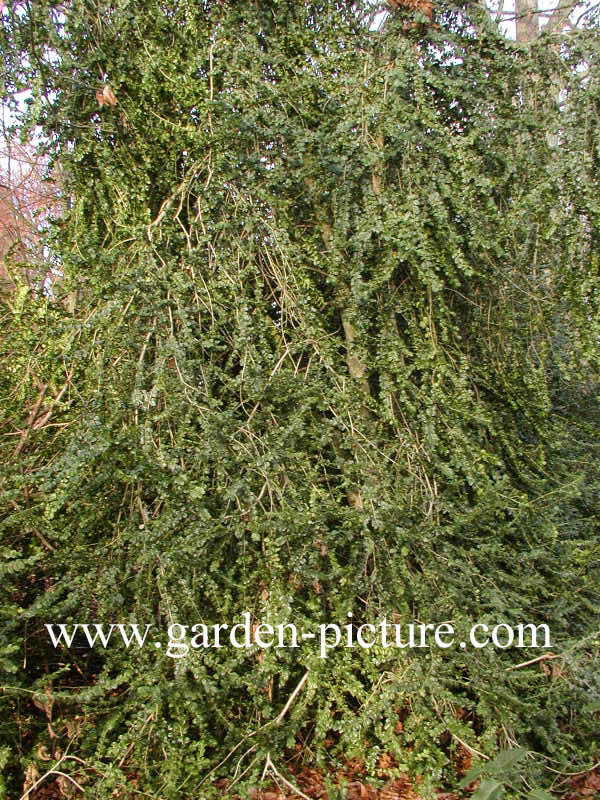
516,0,539,42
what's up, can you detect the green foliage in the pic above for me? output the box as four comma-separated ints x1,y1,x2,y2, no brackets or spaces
1,1,599,798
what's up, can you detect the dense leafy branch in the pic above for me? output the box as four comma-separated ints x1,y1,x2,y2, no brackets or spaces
0,1,599,799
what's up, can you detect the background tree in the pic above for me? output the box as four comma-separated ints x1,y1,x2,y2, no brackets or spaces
382,0,598,39
0,135,60,295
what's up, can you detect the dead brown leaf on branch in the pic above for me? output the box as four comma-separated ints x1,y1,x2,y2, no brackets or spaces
95,84,117,108
386,0,434,20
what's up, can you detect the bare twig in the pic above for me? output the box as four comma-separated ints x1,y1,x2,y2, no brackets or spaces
50,771,85,794
275,670,309,725
32,528,56,552
31,371,73,432
197,669,311,791
554,760,600,782
505,652,558,671
262,753,312,800
451,735,490,761
13,384,47,457
544,0,577,32
19,754,85,800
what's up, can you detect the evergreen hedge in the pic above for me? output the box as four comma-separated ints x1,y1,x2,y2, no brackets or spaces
1,1,599,797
